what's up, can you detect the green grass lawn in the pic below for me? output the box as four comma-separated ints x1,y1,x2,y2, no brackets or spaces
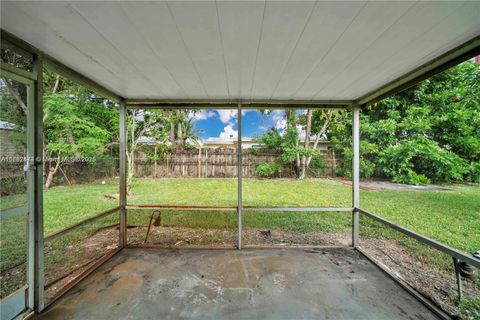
128,178,479,254
1,178,478,252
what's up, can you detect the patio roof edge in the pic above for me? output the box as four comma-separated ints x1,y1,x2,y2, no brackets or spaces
357,34,480,108
0,29,123,103
126,99,352,109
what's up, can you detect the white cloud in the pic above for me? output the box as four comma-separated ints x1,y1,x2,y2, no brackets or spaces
275,119,287,130
270,110,286,130
216,110,238,123
215,109,253,123
219,124,238,139
190,110,215,121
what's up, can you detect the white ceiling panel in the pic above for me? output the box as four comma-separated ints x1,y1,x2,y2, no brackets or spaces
248,1,315,99
293,1,416,99
216,1,265,99
166,1,229,98
345,1,480,99
270,1,365,99
1,1,479,101
328,1,464,99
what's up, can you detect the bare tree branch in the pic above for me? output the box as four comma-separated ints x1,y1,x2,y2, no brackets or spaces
2,78,27,114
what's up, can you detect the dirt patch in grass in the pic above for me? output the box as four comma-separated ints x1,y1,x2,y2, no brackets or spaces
341,179,453,191
359,238,480,319
127,225,351,248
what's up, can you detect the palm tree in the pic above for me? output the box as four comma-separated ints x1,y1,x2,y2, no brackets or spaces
181,117,203,146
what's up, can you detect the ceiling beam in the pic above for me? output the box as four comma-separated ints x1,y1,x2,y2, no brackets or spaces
126,99,352,109
357,34,480,107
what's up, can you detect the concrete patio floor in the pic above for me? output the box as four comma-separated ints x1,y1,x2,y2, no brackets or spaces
37,247,438,320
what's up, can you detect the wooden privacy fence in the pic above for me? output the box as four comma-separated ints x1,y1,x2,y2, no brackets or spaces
134,148,339,178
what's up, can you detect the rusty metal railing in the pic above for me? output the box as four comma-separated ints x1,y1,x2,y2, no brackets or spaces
356,208,480,303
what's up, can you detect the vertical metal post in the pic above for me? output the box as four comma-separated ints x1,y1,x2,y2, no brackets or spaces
33,53,45,312
237,102,242,249
26,70,36,313
352,104,360,247
452,257,463,301
119,100,127,247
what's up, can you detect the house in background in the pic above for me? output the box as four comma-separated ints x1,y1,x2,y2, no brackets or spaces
200,136,334,152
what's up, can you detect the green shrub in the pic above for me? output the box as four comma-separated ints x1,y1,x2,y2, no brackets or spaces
467,161,480,182
392,170,431,185
307,154,326,177
379,137,468,185
255,162,283,178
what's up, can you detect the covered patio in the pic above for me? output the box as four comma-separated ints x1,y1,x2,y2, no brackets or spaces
1,1,479,319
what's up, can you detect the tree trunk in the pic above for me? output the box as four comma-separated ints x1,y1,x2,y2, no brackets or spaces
52,75,60,93
169,120,175,144
3,78,27,114
306,110,332,167
299,109,312,179
126,149,134,196
176,111,183,146
45,157,61,188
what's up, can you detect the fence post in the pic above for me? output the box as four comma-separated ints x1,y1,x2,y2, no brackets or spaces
352,103,360,247
205,149,208,177
154,146,158,177
198,147,201,178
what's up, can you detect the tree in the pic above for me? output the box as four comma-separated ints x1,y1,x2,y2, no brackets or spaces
180,117,203,146
43,94,110,188
125,109,170,195
1,66,120,188
329,61,480,184
42,71,119,187
259,109,342,179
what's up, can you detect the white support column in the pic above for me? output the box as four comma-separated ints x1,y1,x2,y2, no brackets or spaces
237,102,243,249
352,104,360,247
119,100,127,247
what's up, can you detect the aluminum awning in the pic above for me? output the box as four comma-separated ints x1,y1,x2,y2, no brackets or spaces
1,1,479,104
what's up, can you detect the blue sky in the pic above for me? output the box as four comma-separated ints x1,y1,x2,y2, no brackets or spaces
193,109,286,139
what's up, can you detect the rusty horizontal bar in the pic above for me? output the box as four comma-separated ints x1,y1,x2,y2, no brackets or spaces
44,247,121,309
127,244,237,249
356,247,450,320
44,207,120,241
243,207,353,212
126,205,352,212
357,208,480,268
126,204,237,211
127,244,349,250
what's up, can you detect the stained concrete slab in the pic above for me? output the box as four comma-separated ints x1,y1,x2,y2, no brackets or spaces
37,248,439,320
